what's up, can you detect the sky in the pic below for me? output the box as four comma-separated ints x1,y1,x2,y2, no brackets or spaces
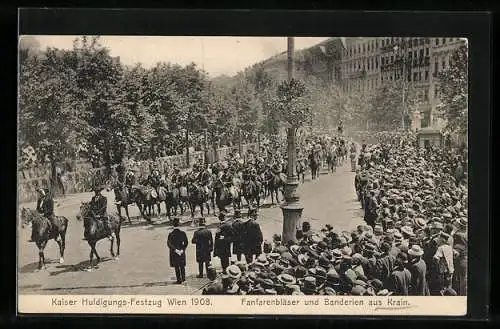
25,36,330,77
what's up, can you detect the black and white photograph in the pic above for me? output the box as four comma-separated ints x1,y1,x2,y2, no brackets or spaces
17,34,469,312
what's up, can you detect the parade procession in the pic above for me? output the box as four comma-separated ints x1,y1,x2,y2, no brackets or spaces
18,36,468,298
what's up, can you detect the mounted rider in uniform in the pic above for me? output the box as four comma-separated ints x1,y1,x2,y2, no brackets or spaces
87,184,113,241
30,188,56,242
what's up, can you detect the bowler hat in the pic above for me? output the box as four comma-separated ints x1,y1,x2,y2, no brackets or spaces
198,217,206,226
172,217,181,227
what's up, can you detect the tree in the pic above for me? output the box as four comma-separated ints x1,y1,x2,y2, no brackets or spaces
18,47,88,183
274,78,311,128
369,81,418,131
436,44,468,134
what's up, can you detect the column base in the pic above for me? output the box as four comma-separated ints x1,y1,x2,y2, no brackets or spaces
281,202,304,244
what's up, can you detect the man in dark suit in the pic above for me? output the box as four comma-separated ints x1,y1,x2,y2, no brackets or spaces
408,245,430,296
231,210,245,262
88,185,113,240
31,188,55,242
243,209,263,264
167,217,188,284
192,217,213,278
214,213,233,273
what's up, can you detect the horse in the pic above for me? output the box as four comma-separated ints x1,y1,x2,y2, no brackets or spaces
130,185,155,223
296,159,306,184
21,208,68,271
165,183,184,217
241,179,262,209
186,182,210,221
151,185,168,216
326,148,337,173
76,202,122,270
309,153,320,180
213,179,239,216
113,185,134,224
264,170,285,205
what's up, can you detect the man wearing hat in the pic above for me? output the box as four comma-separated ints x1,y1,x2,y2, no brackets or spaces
375,242,396,287
192,218,214,278
433,231,455,294
88,184,113,241
124,168,136,196
231,210,246,262
242,212,263,264
202,265,224,295
388,252,412,296
31,188,56,242
214,213,233,274
452,218,467,295
408,245,429,295
167,217,188,284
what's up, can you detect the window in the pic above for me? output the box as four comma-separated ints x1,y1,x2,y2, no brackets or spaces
434,60,438,74
419,49,424,58
418,72,422,81
442,59,446,69
376,57,379,68
414,50,417,58
376,40,379,47
414,72,418,81
425,70,429,80
425,48,429,56
449,38,453,42
363,43,365,53
442,38,446,44
435,38,439,45
390,55,394,63
424,90,429,101
358,45,361,54
368,60,371,70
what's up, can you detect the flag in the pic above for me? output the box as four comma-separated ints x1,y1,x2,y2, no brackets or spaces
340,37,347,49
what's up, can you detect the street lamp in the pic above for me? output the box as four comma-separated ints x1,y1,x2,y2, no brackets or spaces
281,37,304,244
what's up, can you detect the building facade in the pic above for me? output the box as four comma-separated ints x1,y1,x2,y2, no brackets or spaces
340,37,466,128
254,37,466,130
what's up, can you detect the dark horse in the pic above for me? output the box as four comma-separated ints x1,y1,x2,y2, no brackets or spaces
113,185,135,224
242,179,262,209
309,152,320,180
264,170,285,205
21,208,68,271
130,185,156,223
296,159,307,184
213,179,240,216
187,182,211,220
76,202,122,270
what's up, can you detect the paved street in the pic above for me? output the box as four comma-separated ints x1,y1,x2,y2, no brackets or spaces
18,163,364,295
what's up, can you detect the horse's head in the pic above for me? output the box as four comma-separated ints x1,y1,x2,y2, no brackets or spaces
76,202,91,221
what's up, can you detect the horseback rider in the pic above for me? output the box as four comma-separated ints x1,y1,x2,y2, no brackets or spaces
171,164,181,186
197,163,211,196
87,185,114,241
125,169,136,194
29,188,56,242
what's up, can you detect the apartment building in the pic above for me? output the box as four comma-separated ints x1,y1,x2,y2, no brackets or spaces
252,37,466,129
340,37,466,128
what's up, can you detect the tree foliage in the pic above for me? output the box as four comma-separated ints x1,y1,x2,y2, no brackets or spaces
368,81,418,131
436,44,468,134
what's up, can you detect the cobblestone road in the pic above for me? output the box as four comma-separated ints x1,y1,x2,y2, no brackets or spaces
18,163,364,295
